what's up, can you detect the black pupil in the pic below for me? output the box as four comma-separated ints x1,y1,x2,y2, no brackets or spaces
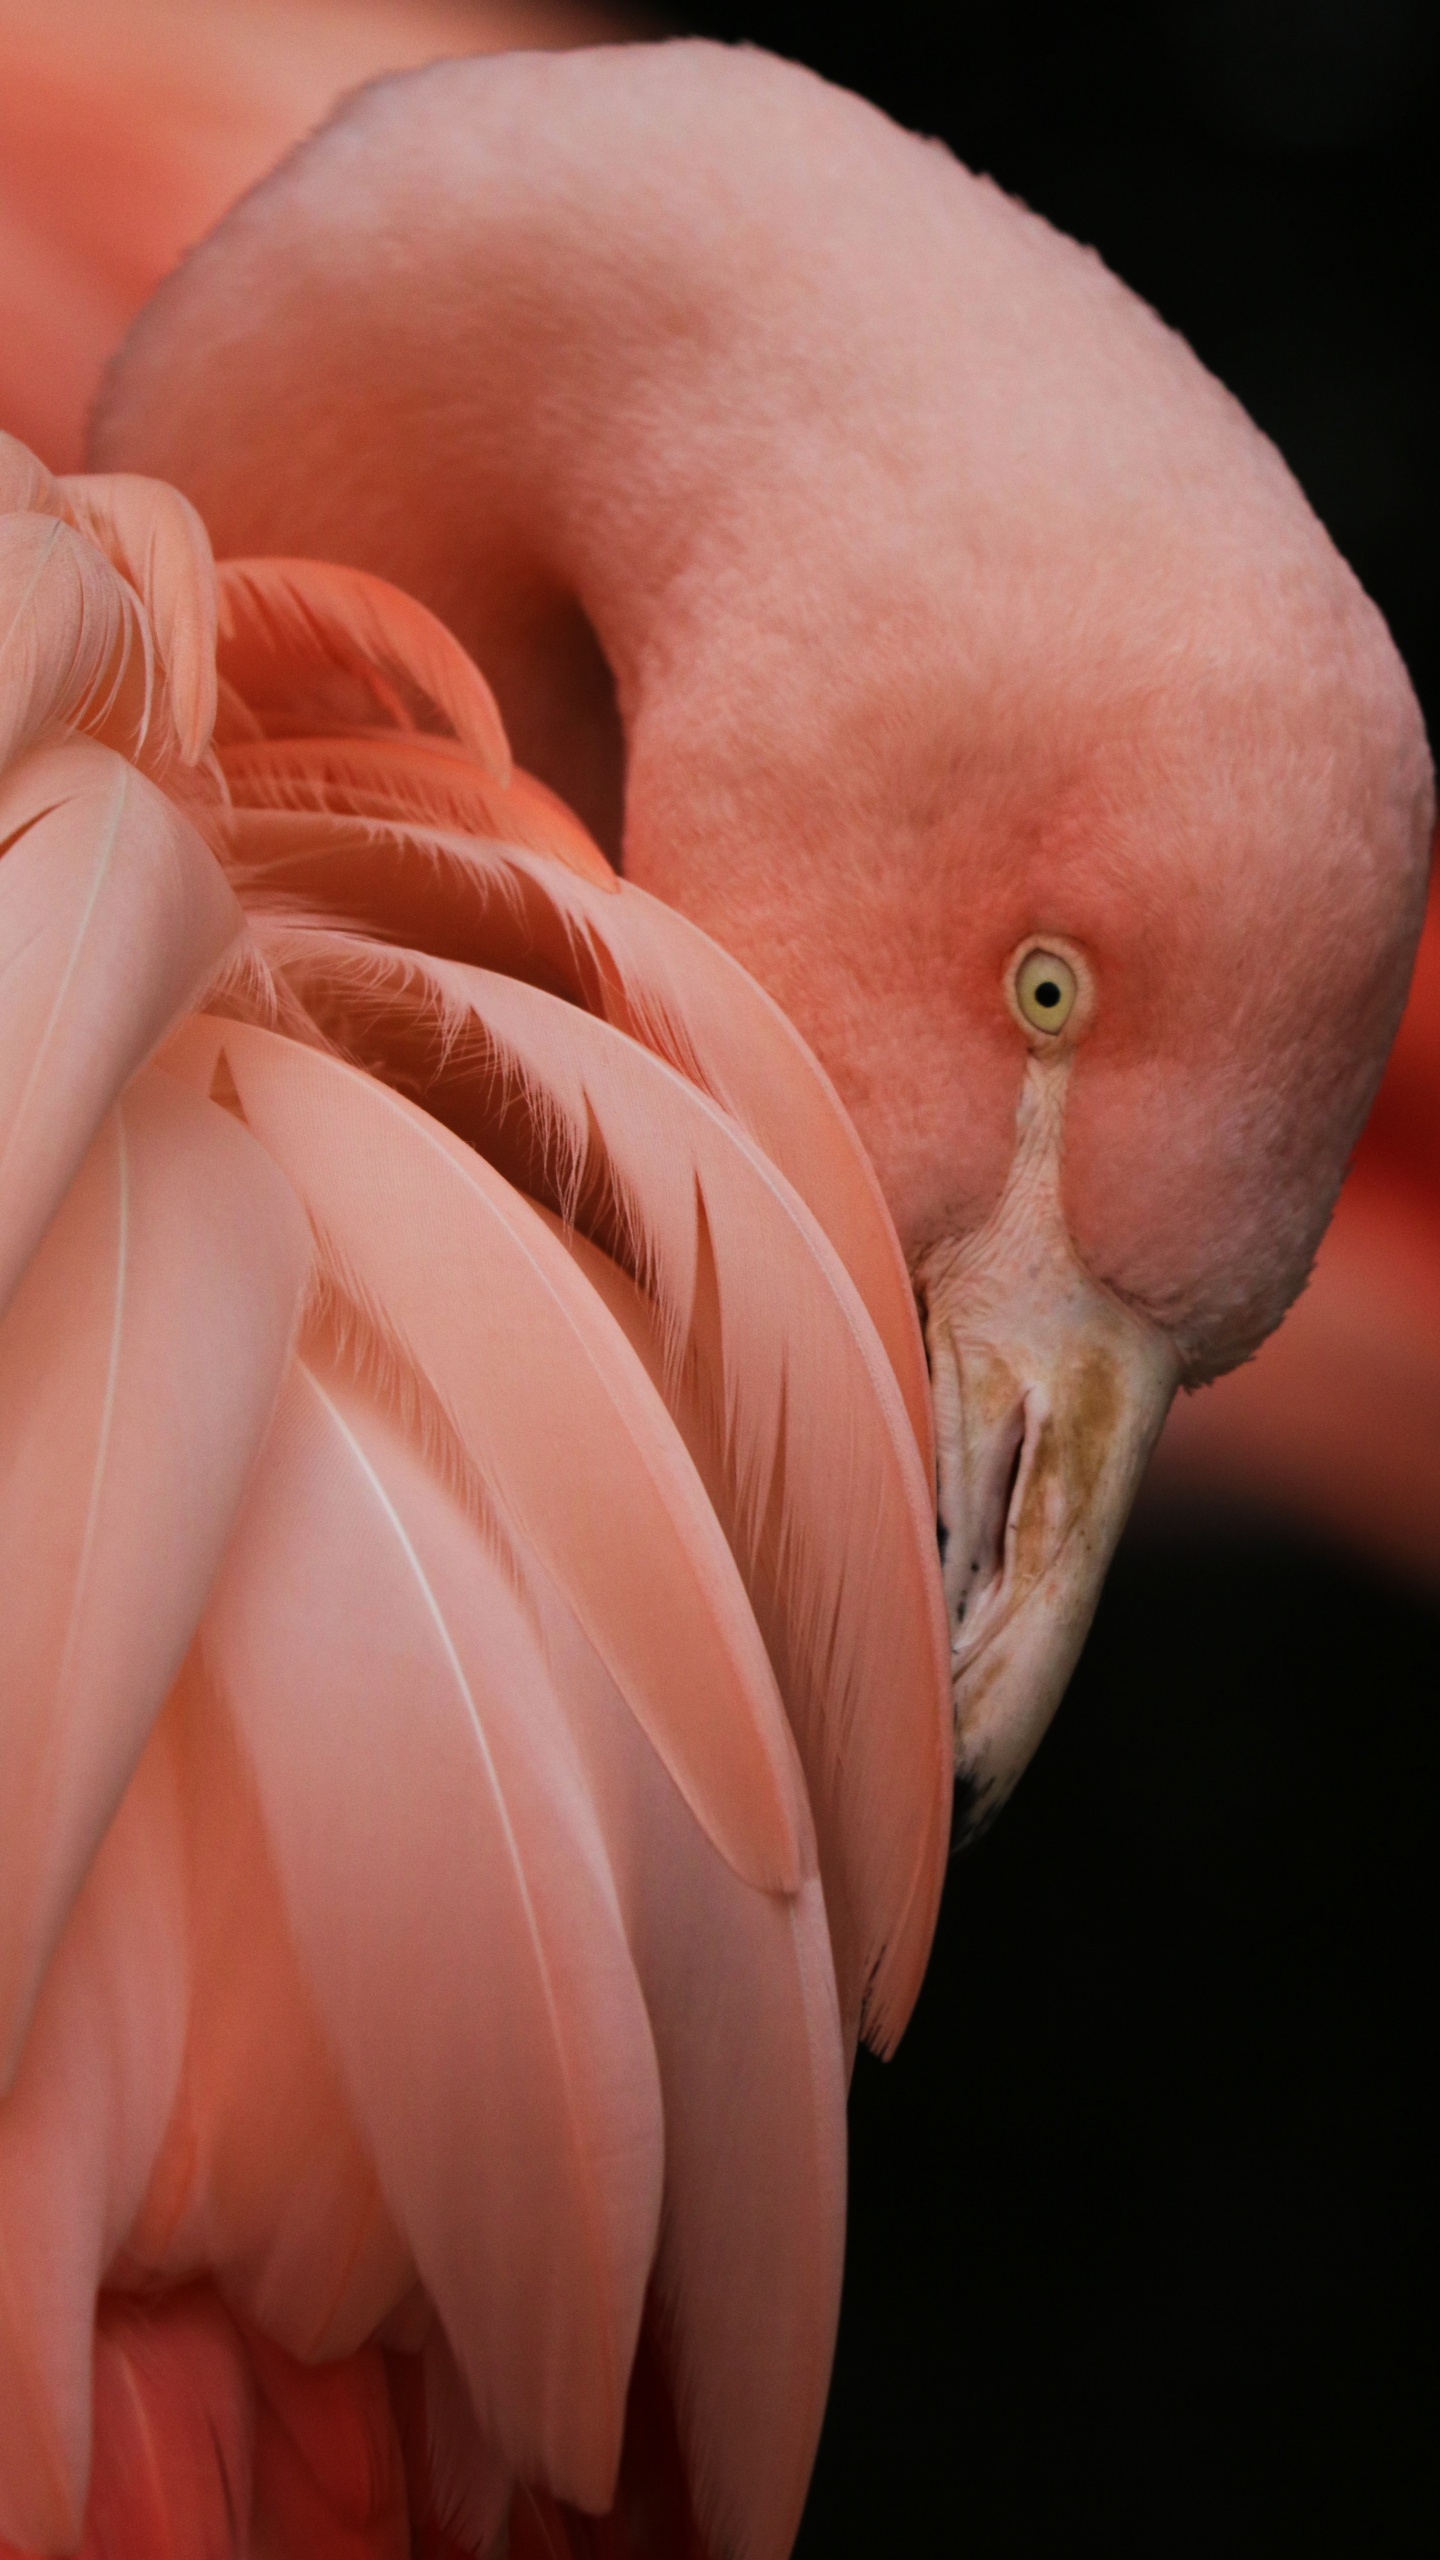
1034,979,1061,1009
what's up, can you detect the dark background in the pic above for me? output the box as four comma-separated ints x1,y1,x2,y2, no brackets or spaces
664,7,1439,2551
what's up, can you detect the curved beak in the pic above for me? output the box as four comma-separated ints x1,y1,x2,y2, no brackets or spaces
916,1064,1179,1839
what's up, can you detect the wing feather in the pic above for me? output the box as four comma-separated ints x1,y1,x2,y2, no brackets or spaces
134,1653,415,2371
260,933,949,2047
159,1013,811,1898
0,511,154,774
223,802,929,1460
0,1730,188,2552
0,739,242,1320
0,431,59,517
203,1351,663,2508
532,1589,845,2560
58,472,219,765
218,733,616,891
0,1070,308,2080
215,560,511,783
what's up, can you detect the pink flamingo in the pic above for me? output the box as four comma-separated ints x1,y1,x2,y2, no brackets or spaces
0,40,1430,2560
5,0,1434,1576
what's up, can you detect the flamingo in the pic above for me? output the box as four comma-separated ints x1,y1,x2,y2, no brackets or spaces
5,0,1435,1591
5,0,1434,1596
0,38,1430,2560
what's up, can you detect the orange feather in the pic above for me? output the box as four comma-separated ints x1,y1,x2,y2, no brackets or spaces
216,560,511,782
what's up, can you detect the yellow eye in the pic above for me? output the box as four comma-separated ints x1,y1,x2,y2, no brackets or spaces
1014,947,1078,1035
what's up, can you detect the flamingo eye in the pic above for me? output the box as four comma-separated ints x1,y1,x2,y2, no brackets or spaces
1013,948,1078,1035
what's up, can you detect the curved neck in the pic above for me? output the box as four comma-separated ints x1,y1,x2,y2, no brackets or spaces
95,36,1394,1324
95,44,981,870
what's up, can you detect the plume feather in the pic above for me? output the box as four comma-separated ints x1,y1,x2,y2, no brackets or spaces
203,1354,664,2506
535,1591,846,2560
0,431,59,518
0,1733,188,2553
58,472,219,765
258,932,950,2044
158,1013,811,1896
216,560,511,783
0,739,243,1322
0,1070,309,2081
219,730,616,891
222,803,929,1456
0,512,154,773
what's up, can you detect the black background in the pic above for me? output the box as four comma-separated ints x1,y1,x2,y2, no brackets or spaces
663,7,1439,2551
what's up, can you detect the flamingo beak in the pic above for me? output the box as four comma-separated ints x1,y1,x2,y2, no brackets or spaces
915,1069,1179,1839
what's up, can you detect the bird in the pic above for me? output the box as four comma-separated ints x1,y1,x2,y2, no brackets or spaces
6,0,1435,1599
0,35,1431,2560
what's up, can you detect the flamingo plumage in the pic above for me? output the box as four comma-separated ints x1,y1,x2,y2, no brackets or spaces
0,35,1431,2560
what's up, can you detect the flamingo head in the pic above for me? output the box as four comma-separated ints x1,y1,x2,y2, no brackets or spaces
620,470,1431,1830
93,41,1434,1833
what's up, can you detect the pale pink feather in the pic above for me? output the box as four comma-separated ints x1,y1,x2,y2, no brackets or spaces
533,1583,846,2560
257,926,950,2048
0,513,154,774
202,1351,663,2508
0,430,58,518
1,443,221,779
0,1069,308,2081
0,428,952,2557
217,731,618,892
58,472,219,764
160,1011,813,1898
0,740,241,1319
0,1729,188,2552
133,1653,416,2370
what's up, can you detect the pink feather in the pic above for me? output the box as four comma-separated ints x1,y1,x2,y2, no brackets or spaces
58,472,219,765
221,804,931,1466
0,739,241,1320
257,925,950,2048
160,1011,813,1898
132,1652,416,2369
0,432,58,518
215,560,511,783
85,2290,257,2560
0,1069,307,2079
0,513,153,773
0,1728,188,2552
217,732,618,891
532,1586,846,2560
202,1350,664,2508
0,387,958,2555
